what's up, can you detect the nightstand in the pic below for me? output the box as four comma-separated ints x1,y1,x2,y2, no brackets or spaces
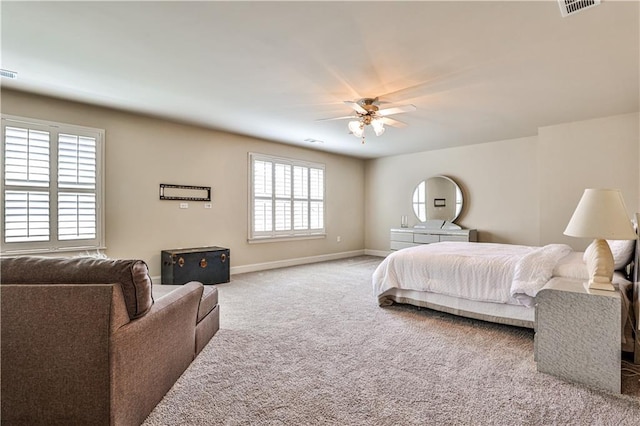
535,277,621,393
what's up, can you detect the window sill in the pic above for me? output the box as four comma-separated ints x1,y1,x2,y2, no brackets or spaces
0,246,106,257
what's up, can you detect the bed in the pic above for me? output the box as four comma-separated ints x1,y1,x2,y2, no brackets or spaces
373,215,639,347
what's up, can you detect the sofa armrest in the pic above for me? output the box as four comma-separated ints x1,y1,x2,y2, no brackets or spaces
109,281,204,426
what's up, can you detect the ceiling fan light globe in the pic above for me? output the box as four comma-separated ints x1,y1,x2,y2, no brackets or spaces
372,118,385,136
348,120,364,138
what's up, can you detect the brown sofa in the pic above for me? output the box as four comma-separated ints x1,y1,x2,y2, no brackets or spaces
0,256,220,426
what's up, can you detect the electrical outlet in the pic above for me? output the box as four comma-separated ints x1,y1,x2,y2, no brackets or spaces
179,203,189,209
337,236,341,243
204,203,212,209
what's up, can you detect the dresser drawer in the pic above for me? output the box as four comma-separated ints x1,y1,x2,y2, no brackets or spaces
389,227,477,251
413,234,440,244
390,232,414,243
439,235,469,242
390,241,417,250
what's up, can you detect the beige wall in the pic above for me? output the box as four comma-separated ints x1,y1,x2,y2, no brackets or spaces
365,136,540,251
365,112,640,252
4,89,638,271
1,89,366,276
538,113,639,249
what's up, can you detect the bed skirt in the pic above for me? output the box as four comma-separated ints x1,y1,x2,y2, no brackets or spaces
380,284,635,356
378,288,535,329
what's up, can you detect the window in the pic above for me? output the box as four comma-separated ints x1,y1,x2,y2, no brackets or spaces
249,153,325,241
1,115,105,254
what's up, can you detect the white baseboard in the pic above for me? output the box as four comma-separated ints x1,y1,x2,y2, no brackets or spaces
364,249,390,257
150,249,384,283
230,249,366,275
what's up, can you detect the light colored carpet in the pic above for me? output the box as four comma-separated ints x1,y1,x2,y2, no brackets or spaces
144,256,640,425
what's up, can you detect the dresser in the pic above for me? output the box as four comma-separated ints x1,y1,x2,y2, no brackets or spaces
389,227,477,250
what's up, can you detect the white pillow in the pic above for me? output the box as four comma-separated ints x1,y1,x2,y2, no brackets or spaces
553,251,589,279
607,239,635,270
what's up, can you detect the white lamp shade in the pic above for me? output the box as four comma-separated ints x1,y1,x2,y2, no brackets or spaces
564,188,636,240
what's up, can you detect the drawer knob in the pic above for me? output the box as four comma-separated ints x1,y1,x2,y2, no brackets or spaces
200,258,208,268
178,257,185,267
220,253,227,263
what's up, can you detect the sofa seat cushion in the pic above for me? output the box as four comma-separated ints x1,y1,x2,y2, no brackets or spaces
0,257,154,319
197,286,218,323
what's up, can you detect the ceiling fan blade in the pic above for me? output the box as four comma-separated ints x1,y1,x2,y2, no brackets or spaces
344,101,367,114
316,115,357,122
377,104,417,116
381,117,408,128
376,65,476,102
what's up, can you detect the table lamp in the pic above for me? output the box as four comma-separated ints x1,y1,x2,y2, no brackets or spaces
563,188,636,291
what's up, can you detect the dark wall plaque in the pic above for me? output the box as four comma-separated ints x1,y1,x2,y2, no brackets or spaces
159,184,211,201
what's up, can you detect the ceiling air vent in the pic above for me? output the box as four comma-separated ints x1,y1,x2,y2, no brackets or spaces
558,0,601,17
0,69,18,79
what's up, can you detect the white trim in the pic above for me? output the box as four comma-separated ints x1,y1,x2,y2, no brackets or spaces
248,152,325,240
229,250,365,275
2,114,101,134
0,246,107,257
1,114,105,253
364,249,389,257
149,250,365,282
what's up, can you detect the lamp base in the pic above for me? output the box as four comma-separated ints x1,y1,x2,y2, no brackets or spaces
584,238,616,292
586,280,616,292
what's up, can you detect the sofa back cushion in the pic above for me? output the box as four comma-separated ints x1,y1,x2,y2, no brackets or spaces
0,257,154,319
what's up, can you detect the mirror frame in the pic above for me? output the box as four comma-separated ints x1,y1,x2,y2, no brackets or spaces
412,175,464,223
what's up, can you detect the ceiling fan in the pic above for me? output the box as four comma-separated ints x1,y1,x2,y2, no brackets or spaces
318,97,416,143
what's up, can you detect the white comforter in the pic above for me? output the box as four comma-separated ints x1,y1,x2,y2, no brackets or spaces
373,242,572,307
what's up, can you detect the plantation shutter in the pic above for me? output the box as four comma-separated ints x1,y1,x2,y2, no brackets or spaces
3,126,51,242
57,133,97,240
274,163,292,231
249,153,325,240
1,115,105,253
309,168,324,230
253,159,273,233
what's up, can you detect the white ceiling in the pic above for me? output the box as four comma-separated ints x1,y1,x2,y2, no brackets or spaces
1,1,638,159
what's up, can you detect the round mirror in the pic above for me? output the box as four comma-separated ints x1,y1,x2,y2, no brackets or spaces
412,176,463,223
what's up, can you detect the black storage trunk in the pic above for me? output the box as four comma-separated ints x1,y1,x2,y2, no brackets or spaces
161,246,230,285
